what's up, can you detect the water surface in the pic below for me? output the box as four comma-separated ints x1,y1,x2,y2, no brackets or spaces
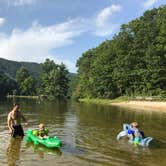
0,99,166,166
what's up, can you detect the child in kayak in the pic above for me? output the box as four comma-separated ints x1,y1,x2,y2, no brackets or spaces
128,122,144,144
33,123,49,139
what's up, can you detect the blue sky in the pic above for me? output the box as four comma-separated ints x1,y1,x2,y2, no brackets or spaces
0,0,165,72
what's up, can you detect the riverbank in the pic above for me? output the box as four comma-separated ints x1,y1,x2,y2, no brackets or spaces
111,101,166,112
7,95,39,99
79,98,166,112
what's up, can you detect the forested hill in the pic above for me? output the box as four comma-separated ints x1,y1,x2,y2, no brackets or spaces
76,5,166,99
0,58,41,78
0,58,75,98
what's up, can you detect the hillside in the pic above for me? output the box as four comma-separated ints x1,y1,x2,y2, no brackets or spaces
76,5,166,99
0,58,41,79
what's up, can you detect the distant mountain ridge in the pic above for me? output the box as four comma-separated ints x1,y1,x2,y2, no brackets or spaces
0,58,41,79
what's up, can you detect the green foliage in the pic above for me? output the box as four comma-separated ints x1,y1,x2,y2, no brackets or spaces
21,76,36,95
39,59,69,100
16,67,36,95
0,72,17,96
0,58,41,97
68,73,78,98
0,58,41,79
0,58,74,98
76,5,166,99
16,67,30,83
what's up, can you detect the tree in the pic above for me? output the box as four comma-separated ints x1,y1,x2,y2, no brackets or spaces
76,5,166,99
0,73,17,97
21,76,36,95
16,67,30,83
40,59,69,100
16,67,36,95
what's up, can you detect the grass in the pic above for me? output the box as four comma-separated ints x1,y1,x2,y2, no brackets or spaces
79,96,166,105
79,96,129,105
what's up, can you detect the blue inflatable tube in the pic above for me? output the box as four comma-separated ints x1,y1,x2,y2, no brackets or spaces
117,124,153,147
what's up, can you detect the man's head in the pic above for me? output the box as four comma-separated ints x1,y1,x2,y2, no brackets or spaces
12,104,19,112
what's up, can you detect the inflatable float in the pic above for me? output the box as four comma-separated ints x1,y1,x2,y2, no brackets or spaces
26,129,62,148
117,124,153,147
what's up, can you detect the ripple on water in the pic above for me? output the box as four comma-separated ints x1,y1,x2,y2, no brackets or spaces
0,100,166,166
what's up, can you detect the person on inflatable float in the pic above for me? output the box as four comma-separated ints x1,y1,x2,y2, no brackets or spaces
33,123,49,139
127,122,144,145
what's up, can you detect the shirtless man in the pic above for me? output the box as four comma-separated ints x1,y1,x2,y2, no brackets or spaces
7,104,28,138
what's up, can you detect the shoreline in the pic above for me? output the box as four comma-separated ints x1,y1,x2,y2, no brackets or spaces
111,101,166,112
7,95,39,99
79,98,166,113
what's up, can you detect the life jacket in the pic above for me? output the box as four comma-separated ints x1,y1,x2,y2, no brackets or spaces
127,129,144,138
32,128,49,137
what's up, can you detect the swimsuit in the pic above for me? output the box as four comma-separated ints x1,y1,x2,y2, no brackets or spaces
11,125,24,138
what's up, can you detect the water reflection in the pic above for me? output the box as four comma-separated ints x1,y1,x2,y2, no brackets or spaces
74,102,166,165
26,142,62,158
6,137,22,166
0,99,165,166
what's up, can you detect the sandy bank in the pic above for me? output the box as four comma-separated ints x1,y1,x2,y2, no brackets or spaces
111,101,166,112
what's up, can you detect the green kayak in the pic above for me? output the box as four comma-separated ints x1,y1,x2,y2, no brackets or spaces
26,129,62,148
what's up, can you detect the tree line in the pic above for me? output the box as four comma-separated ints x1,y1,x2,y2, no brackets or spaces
75,5,166,99
0,59,69,100
1,5,166,100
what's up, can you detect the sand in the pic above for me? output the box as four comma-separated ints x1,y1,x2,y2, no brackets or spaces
111,101,166,112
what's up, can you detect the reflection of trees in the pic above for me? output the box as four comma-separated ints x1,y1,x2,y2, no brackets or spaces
6,137,22,166
37,101,68,126
75,102,166,131
75,102,166,152
75,102,123,128
6,99,69,128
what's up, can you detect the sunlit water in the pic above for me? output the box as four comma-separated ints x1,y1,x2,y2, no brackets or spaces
0,99,166,166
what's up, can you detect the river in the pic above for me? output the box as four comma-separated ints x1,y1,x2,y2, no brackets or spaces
0,99,166,166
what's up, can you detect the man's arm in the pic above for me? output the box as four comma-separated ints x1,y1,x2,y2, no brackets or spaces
21,112,28,124
7,113,13,133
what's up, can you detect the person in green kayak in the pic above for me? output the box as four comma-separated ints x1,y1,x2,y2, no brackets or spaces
33,123,49,139
7,104,28,138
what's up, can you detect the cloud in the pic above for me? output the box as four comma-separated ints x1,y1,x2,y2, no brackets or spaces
0,4,123,71
7,0,36,6
0,19,86,71
0,18,6,26
95,4,122,27
94,4,122,36
143,0,158,9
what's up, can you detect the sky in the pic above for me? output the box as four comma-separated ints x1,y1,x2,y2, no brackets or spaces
0,0,165,73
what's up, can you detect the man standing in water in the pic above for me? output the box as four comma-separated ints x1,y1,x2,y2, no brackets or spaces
7,104,28,138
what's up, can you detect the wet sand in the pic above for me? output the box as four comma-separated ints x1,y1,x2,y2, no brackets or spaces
111,101,166,112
